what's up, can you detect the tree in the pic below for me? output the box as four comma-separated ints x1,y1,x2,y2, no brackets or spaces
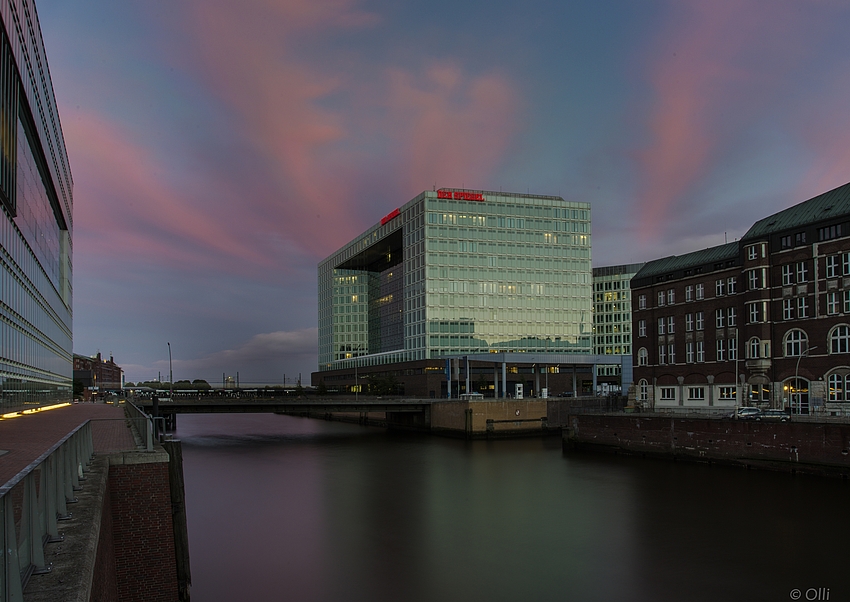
317,380,328,396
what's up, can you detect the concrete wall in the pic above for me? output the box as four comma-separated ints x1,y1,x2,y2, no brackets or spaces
563,414,850,476
432,400,547,437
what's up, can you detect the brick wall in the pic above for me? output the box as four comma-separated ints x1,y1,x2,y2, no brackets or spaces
564,415,850,476
90,478,118,601
107,453,179,602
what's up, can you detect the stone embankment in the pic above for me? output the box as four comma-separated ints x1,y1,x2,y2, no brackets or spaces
562,413,850,477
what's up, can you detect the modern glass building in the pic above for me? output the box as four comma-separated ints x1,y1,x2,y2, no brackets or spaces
592,263,644,393
318,189,592,371
0,0,73,409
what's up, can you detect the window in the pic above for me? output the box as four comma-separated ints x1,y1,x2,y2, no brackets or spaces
639,379,648,401
685,313,694,332
784,329,808,357
727,277,737,294
782,264,794,286
827,292,839,315
748,303,760,324
657,317,665,335
845,290,850,314
818,224,842,241
668,316,675,334
830,325,850,354
747,245,758,260
668,343,676,364
685,285,693,302
796,231,807,246
667,289,675,304
658,345,666,365
719,386,737,400
716,339,726,361
828,373,848,401
638,348,648,366
728,338,737,360
686,342,694,363
826,255,839,278
660,387,675,401
728,307,737,327
696,283,704,300
638,295,646,310
716,309,725,328
696,311,704,330
844,252,850,276
748,338,761,359
696,341,705,362
716,279,725,296
796,262,808,282
783,299,794,321
658,291,665,306
748,269,764,290
638,320,646,337
797,296,809,318
689,387,705,400
781,235,792,249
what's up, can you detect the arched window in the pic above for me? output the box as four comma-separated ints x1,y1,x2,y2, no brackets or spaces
748,337,761,359
784,329,808,357
827,373,850,401
638,379,648,401
830,325,850,354
638,347,648,366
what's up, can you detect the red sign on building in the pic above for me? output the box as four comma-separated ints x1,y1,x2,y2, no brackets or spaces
380,208,401,225
437,189,485,202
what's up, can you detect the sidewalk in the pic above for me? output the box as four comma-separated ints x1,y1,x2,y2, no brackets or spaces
0,403,138,485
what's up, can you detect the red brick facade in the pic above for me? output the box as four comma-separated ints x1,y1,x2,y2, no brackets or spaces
107,459,179,602
632,182,850,414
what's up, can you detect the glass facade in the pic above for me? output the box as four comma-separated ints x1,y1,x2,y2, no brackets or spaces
0,1,74,409
319,189,592,370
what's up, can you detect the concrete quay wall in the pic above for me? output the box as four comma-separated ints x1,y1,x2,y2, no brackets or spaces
562,414,850,477
431,400,548,437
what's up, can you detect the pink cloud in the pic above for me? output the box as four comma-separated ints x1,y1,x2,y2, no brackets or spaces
66,112,274,273
382,63,521,193
633,1,816,242
160,0,520,258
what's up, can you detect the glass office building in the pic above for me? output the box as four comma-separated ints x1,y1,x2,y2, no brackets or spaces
318,189,592,371
0,1,74,409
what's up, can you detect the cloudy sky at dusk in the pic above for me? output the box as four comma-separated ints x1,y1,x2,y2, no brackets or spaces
36,0,850,385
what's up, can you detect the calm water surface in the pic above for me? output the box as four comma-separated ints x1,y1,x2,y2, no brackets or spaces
175,414,848,602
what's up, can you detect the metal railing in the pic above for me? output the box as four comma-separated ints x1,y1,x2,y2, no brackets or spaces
1,421,93,601
124,401,154,451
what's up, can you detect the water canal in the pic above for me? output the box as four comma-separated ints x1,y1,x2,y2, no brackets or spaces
176,414,848,602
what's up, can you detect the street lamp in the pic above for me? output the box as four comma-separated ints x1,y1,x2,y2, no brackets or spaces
167,342,173,401
794,345,817,415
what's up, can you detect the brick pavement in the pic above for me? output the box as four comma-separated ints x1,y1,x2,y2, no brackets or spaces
0,403,138,485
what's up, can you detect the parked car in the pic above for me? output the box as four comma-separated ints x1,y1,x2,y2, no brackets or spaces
728,407,762,420
759,409,790,422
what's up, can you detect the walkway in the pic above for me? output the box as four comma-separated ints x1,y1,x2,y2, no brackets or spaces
0,403,138,485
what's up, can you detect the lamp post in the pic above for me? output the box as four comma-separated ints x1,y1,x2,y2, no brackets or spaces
794,345,817,415
168,342,173,401
354,359,358,402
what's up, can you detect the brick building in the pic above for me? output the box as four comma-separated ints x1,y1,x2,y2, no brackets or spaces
74,353,124,399
631,182,850,414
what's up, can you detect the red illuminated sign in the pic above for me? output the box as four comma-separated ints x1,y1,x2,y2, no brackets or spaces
380,208,401,225
437,189,485,202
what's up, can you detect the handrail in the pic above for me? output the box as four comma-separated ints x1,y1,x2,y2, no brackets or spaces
1,420,93,601
125,401,154,451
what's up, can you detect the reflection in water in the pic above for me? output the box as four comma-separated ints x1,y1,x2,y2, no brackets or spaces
177,414,848,602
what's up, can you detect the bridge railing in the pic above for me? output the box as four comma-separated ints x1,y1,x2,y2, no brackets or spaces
1,421,93,601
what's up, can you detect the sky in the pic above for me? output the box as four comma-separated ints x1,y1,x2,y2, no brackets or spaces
35,0,850,385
